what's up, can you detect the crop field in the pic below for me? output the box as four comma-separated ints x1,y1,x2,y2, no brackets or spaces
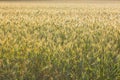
0,2,120,80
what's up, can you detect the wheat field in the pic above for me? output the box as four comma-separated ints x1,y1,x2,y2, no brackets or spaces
0,2,120,80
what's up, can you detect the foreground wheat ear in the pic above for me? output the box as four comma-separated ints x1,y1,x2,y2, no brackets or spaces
0,2,120,80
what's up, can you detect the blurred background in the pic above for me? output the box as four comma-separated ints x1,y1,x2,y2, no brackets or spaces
0,0,120,1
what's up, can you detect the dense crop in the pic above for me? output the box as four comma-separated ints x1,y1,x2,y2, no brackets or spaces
0,2,120,80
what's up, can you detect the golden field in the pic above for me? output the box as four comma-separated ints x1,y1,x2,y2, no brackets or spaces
0,2,120,80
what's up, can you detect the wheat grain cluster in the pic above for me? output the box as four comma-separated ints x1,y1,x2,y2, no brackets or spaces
0,2,120,80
